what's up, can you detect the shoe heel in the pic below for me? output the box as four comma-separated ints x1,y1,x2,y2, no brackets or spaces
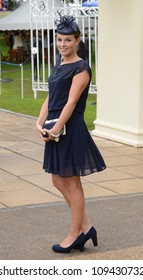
92,233,98,247
78,242,84,252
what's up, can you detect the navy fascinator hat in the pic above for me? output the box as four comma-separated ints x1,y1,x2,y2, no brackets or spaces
55,14,80,35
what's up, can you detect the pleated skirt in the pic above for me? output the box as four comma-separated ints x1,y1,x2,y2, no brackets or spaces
43,110,106,177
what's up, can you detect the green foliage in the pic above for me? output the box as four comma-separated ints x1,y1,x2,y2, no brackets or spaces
7,0,15,10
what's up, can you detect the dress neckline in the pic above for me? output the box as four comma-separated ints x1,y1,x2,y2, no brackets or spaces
60,59,83,66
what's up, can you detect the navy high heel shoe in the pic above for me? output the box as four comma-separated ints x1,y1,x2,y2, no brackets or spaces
85,226,98,246
52,233,85,253
74,226,98,249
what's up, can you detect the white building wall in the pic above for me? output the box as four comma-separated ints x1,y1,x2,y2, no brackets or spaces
92,0,143,147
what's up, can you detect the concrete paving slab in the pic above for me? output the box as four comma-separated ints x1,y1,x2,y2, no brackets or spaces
41,186,65,198
0,203,6,209
103,145,143,155
96,149,120,158
20,173,53,188
0,110,35,124
106,155,142,167
0,152,42,176
0,169,9,177
116,164,143,178
132,154,143,161
0,194,143,260
82,181,117,197
99,178,143,195
94,138,125,148
0,175,39,191
1,140,43,153
83,168,134,183
0,141,44,162
0,131,19,141
0,188,64,208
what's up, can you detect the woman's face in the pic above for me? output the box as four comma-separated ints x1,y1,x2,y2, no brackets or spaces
56,33,79,57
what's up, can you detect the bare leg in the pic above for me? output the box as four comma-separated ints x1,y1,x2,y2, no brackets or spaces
52,174,92,247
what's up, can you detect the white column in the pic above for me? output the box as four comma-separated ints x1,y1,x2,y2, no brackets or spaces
92,0,143,147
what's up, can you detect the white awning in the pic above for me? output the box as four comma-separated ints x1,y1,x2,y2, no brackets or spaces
0,0,64,30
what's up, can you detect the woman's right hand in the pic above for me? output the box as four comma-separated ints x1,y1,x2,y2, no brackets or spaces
36,122,50,141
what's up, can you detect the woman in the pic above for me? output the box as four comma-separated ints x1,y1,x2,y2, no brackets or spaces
36,15,106,253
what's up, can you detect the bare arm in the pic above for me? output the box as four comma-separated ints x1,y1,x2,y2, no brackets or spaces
36,96,49,138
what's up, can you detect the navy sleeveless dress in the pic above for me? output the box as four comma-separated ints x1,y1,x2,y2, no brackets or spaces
43,60,106,177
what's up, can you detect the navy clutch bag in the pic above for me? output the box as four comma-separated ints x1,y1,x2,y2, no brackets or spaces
42,118,66,141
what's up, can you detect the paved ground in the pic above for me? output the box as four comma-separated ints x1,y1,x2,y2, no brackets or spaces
0,109,143,259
